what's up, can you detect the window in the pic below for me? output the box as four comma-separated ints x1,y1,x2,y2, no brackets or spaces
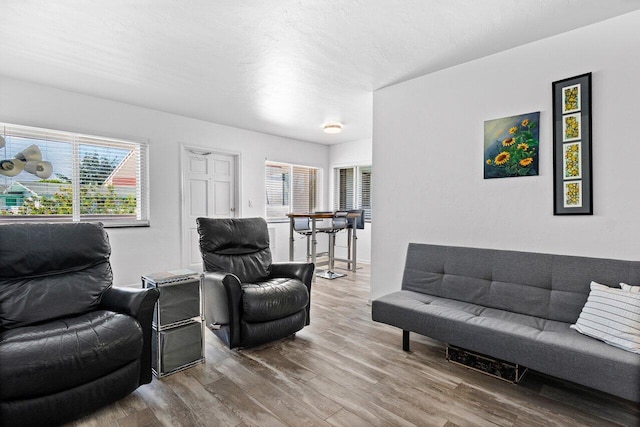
265,161,319,220
0,123,149,227
334,165,371,221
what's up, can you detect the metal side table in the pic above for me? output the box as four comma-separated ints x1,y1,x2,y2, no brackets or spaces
142,269,205,378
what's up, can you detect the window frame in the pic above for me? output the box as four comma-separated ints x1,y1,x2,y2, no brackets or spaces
0,122,150,228
265,160,321,222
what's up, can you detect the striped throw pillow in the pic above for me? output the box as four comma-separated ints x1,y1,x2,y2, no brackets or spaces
570,281,640,353
620,282,640,293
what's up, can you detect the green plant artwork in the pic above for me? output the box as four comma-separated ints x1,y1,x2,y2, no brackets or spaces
484,112,540,179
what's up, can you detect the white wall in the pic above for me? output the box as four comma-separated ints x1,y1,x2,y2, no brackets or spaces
0,77,329,285
371,11,640,299
329,138,373,263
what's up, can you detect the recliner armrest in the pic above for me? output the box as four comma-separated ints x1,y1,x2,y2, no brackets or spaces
269,262,314,325
203,271,243,348
269,262,314,286
203,272,240,326
99,286,159,385
100,286,159,319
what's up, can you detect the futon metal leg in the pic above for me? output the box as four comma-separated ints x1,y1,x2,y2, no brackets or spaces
403,330,410,351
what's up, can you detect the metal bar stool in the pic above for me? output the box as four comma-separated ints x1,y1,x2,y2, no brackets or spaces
346,209,365,270
315,212,348,279
292,216,313,262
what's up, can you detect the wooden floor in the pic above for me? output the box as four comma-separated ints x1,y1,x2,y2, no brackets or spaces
70,265,640,427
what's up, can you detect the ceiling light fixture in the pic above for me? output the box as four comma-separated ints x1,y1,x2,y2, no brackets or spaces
323,123,342,134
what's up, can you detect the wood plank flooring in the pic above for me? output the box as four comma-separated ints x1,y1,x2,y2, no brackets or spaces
69,265,640,427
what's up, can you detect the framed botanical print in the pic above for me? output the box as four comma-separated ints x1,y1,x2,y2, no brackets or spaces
552,73,592,215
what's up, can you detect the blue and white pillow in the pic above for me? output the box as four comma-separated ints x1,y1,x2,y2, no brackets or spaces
571,281,640,353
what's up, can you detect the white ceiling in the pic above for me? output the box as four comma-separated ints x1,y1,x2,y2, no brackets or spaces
1,1,639,145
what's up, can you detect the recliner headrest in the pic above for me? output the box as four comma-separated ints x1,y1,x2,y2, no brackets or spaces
197,217,270,255
0,222,110,279
196,217,272,283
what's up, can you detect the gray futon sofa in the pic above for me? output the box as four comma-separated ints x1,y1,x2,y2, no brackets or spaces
372,243,640,402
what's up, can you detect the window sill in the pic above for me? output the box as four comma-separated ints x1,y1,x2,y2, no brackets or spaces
266,218,290,224
0,217,150,228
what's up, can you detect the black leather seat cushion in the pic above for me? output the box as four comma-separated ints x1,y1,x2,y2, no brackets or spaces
0,310,142,400
241,278,309,323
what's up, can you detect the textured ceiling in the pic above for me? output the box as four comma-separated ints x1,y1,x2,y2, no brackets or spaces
1,1,639,144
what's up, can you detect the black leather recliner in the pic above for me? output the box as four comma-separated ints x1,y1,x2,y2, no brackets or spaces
196,217,314,349
0,222,159,427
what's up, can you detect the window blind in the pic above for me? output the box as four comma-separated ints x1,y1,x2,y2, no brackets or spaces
265,161,318,220
333,165,372,221
334,167,354,211
265,162,290,219
292,166,317,213
359,166,372,221
0,123,149,227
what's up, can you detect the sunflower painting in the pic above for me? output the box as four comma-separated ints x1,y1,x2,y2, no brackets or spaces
484,112,540,179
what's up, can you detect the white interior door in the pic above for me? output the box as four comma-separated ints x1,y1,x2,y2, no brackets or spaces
182,148,237,271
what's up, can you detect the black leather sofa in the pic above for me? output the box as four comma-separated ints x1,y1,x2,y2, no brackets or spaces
0,222,159,426
197,217,314,349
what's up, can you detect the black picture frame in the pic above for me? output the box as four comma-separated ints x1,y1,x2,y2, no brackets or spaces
552,73,592,215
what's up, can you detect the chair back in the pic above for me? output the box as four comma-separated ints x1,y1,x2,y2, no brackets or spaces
348,209,366,229
332,216,348,230
317,212,347,231
0,222,112,330
292,217,310,233
197,217,272,283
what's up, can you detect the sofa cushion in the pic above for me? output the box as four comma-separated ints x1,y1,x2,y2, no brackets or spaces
401,243,640,324
241,278,309,323
0,310,142,400
0,222,113,329
571,282,640,353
